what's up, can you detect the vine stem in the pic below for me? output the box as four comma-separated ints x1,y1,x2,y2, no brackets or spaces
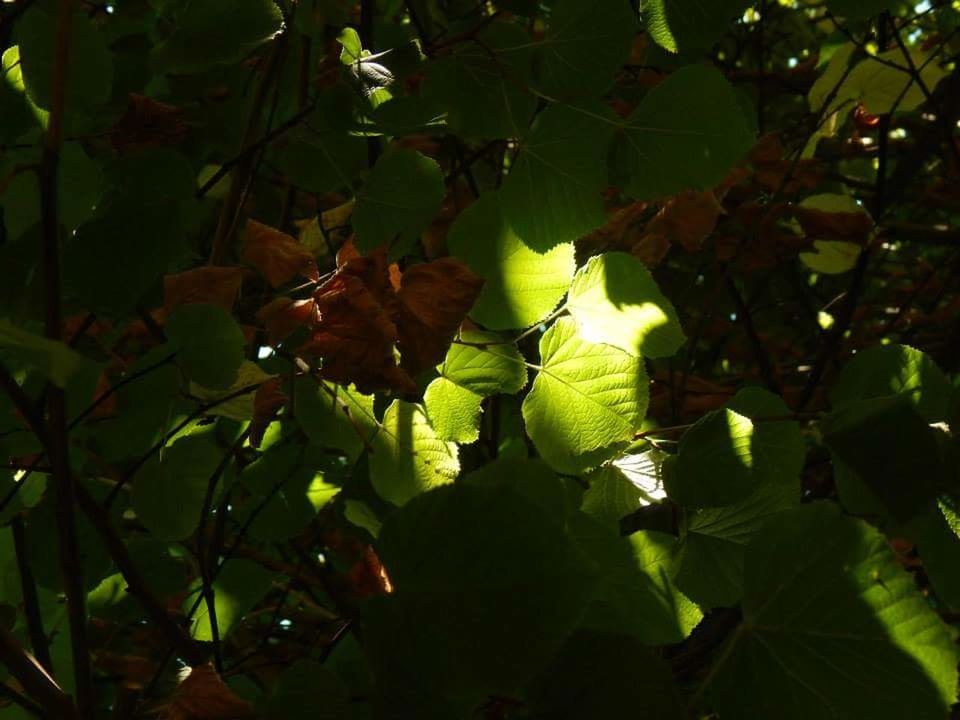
38,0,93,715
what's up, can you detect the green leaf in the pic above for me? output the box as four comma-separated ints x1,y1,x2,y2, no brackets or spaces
0,320,91,388
666,387,804,509
424,331,527,442
352,149,445,254
529,0,637,98
800,240,861,274
500,103,617,251
524,631,686,719
523,317,649,473
369,400,460,506
829,343,955,423
435,331,528,395
15,7,113,114
293,378,378,461
809,43,857,113
63,201,189,317
0,48,36,143
239,447,340,542
581,451,670,530
259,660,349,720
27,483,114,591
618,64,754,200
423,379,482,443
676,481,797,608
338,27,363,64
824,396,942,523
712,502,959,720
1,144,102,243
422,22,535,138
190,559,275,642
190,361,275,421
366,481,598,712
464,457,576,519
94,346,186,462
88,541,188,622
797,194,869,274
132,435,221,541
165,304,245,390
827,0,904,22
0,471,46,527
814,47,947,116
447,193,576,330
153,0,283,73
665,409,755,507
571,515,702,645
273,88,367,194
344,499,383,538
567,252,685,358
581,465,646,529
643,0,754,55
904,503,960,612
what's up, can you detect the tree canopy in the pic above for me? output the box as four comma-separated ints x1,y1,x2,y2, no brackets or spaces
1,0,959,718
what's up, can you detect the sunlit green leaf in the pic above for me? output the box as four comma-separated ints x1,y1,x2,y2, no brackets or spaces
567,252,685,358
190,559,275,642
523,318,649,473
500,103,617,251
369,400,459,506
712,503,959,720
447,192,576,330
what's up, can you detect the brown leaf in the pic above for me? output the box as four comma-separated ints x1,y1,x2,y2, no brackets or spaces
242,220,319,288
164,664,255,720
631,233,671,267
94,652,154,689
348,545,394,599
793,206,873,243
394,258,484,375
748,133,824,194
164,267,245,313
111,95,189,154
256,297,317,344
581,201,649,253
641,190,725,253
303,268,413,394
298,251,482,393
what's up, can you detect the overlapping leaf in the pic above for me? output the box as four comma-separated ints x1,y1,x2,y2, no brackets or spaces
523,317,649,473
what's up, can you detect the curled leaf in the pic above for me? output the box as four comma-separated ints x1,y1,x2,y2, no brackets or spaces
299,250,482,393
242,220,319,288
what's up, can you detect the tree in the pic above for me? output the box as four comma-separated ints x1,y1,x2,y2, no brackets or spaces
1,0,959,717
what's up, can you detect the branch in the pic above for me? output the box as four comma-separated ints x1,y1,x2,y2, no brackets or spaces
0,628,77,719
208,40,287,265
36,0,94,713
73,484,211,667
11,518,53,674
725,275,782,394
